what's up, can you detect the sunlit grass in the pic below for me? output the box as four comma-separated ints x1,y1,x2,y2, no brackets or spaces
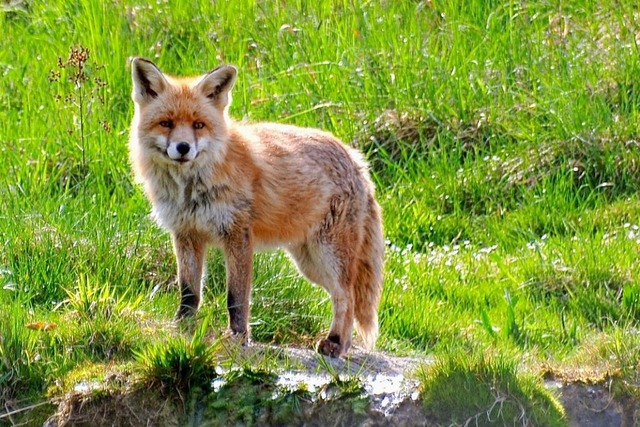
134,317,219,393
419,351,566,426
2,0,640,422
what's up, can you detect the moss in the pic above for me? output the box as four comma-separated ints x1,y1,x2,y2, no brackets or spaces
197,368,306,426
193,367,373,427
47,361,135,397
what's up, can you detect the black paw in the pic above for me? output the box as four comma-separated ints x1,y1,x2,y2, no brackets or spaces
316,337,343,358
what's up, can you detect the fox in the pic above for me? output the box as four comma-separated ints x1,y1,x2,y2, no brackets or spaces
129,57,383,357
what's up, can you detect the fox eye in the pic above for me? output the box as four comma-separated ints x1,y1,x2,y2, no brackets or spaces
159,120,173,128
193,121,205,129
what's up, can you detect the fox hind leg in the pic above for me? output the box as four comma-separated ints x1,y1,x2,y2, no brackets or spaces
317,276,355,358
289,240,357,357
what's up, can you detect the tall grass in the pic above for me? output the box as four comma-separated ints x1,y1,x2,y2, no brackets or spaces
2,0,640,418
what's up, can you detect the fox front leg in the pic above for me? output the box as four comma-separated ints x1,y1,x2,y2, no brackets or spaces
172,232,208,319
223,228,254,342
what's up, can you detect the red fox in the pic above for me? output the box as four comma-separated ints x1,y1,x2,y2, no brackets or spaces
129,58,383,357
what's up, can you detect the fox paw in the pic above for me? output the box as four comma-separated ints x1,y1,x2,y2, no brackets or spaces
316,337,343,358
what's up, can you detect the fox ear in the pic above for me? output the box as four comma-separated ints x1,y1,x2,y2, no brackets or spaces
196,65,237,108
131,57,167,104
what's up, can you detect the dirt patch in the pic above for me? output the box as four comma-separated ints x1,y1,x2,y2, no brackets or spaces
548,380,639,427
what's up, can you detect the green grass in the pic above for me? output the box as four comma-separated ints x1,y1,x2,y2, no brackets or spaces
2,0,640,423
134,316,219,393
419,351,566,426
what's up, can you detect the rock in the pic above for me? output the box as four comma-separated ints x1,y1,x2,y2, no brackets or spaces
44,346,639,426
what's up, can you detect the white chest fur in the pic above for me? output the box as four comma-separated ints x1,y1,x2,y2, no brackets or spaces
147,169,245,241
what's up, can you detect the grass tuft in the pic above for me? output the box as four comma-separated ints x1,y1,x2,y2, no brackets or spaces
134,317,219,393
419,351,566,427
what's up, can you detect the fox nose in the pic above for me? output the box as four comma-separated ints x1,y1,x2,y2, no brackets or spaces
176,142,190,156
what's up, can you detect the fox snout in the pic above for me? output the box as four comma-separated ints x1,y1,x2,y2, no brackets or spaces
164,124,199,162
167,140,196,162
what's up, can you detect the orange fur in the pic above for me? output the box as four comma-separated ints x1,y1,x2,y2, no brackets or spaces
129,58,384,356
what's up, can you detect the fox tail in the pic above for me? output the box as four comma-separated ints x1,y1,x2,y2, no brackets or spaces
353,196,384,350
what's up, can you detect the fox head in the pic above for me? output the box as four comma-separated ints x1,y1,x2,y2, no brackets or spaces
130,58,237,168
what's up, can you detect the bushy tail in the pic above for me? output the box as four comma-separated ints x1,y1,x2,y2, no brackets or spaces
354,196,384,350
